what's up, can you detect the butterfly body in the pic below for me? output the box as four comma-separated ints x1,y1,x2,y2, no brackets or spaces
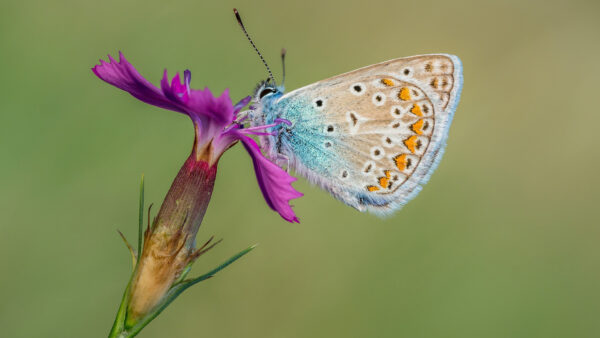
248,54,463,214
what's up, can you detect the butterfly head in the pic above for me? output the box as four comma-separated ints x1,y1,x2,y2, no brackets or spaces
253,79,284,103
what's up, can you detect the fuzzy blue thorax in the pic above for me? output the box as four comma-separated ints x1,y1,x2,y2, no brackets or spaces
253,90,337,179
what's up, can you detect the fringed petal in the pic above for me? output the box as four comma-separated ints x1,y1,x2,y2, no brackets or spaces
93,52,185,113
93,52,233,126
239,134,303,223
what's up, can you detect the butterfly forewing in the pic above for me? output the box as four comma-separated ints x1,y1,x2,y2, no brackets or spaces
265,54,462,213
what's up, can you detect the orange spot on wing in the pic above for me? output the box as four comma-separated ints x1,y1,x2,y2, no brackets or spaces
378,170,392,188
367,185,380,192
410,104,423,116
394,154,407,171
404,135,418,153
399,87,411,101
411,119,424,135
381,78,394,86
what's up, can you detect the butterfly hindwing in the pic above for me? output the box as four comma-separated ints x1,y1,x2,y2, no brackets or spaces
255,54,462,214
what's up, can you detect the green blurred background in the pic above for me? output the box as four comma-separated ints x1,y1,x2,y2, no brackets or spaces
1,0,599,337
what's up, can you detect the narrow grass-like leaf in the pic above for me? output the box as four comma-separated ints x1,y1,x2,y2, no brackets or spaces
117,230,137,268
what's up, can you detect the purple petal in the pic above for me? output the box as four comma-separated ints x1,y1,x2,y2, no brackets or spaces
92,53,234,126
92,52,186,114
233,96,252,116
239,135,303,223
183,69,192,94
185,88,234,125
170,73,186,99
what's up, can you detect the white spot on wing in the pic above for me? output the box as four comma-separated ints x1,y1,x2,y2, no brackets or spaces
372,92,386,106
370,146,384,160
313,98,325,109
341,170,349,179
350,83,366,96
363,161,376,175
390,105,405,118
401,67,413,77
346,111,367,134
381,135,394,148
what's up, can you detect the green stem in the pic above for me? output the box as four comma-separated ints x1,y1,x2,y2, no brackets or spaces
107,278,133,338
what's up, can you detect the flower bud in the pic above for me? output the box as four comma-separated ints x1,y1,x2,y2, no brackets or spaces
126,154,217,326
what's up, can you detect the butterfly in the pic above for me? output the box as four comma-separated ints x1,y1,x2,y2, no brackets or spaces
234,10,463,215
244,54,463,215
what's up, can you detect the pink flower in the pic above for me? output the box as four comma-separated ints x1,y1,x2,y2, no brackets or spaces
92,52,302,222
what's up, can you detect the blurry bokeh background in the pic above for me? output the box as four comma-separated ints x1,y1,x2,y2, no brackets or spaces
1,0,599,337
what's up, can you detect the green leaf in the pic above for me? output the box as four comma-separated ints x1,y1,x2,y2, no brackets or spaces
180,244,257,288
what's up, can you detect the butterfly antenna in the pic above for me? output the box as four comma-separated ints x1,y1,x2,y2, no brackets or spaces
233,8,276,85
281,48,287,86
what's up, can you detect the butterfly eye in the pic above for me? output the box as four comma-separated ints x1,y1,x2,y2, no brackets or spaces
259,88,276,99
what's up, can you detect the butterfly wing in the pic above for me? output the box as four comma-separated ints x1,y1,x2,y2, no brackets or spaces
264,54,462,214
